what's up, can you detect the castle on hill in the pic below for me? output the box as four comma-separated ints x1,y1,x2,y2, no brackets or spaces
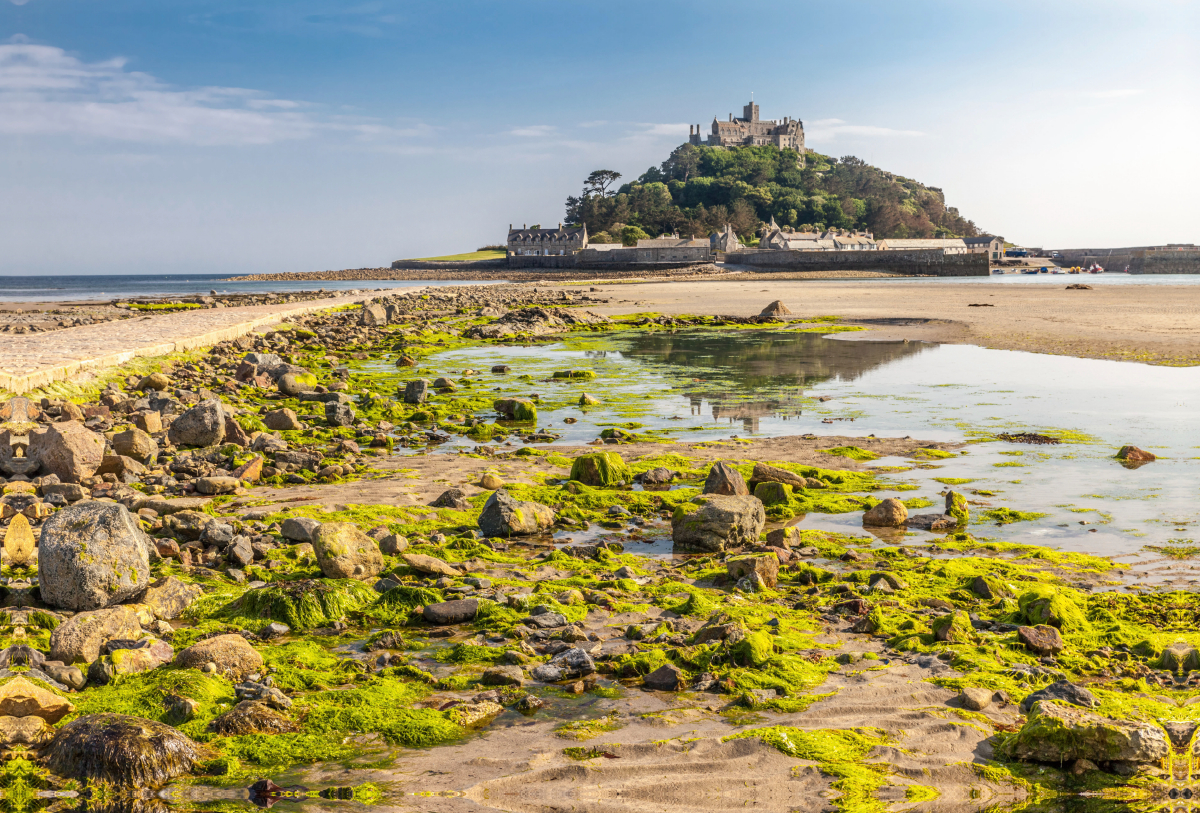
689,99,805,158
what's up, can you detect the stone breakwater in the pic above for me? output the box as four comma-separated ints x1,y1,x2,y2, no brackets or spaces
227,264,730,283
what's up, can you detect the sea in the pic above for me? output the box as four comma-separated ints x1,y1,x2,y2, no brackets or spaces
1,272,1198,303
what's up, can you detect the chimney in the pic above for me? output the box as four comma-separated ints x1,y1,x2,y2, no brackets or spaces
558,222,563,229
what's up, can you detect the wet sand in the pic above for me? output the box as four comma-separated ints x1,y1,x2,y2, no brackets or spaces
568,279,1200,365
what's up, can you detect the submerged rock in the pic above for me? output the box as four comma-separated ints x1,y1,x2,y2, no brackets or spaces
478,489,554,538
45,713,208,786
945,490,969,526
493,398,537,422
671,494,764,552
38,501,152,611
862,498,908,528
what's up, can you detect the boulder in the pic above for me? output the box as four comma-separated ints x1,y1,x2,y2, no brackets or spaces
403,380,430,404
931,610,973,644
277,372,316,397
493,398,537,422
906,513,957,531
751,462,807,489
765,527,802,549
547,647,595,678
760,300,792,317
401,553,461,577
175,634,263,680
481,665,523,686
44,713,208,786
1019,680,1099,713
637,467,676,485
324,402,355,427
96,454,147,483
478,489,555,537
960,687,995,712
111,428,158,464
479,472,505,489
945,490,969,526
578,393,600,406
209,700,298,735
1011,700,1169,766
643,663,684,691
970,574,1013,600
49,606,144,664
310,522,384,580
263,408,302,431
702,462,749,496
195,476,240,495
88,640,174,685
167,400,226,448
379,534,408,555
1116,446,1155,462
753,481,790,506
280,516,320,543
136,373,171,392
727,555,779,589
671,494,765,552
141,576,203,620
862,498,908,528
1018,624,1065,656
39,502,152,611
0,676,74,722
135,412,163,434
430,488,471,511
27,421,105,483
423,599,479,625
223,415,251,447
233,455,263,481
569,452,631,487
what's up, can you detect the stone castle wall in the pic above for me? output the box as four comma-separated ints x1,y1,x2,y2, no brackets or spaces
725,248,989,276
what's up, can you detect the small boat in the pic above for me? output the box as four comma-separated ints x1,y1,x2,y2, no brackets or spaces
1022,269,1039,274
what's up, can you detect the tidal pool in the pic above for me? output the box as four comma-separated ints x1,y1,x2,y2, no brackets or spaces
395,327,1200,570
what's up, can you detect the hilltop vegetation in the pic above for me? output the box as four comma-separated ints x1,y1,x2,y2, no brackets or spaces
566,144,984,242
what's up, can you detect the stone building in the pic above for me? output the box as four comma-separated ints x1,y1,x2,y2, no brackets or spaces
506,223,587,257
689,100,805,156
759,219,876,251
963,235,1005,261
710,224,742,253
875,238,969,254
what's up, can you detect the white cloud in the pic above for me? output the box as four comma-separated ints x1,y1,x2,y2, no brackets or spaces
808,118,923,140
0,41,431,147
9,0,31,6
507,125,556,137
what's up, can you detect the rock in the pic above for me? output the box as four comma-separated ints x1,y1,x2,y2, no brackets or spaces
578,393,600,406
142,577,203,621
195,476,241,495
765,527,801,549
39,502,152,611
637,467,676,485
40,482,86,503
167,400,226,448
1018,624,1065,656
862,498,908,528
960,687,994,711
137,373,171,392
1116,446,1155,462
175,634,263,680
1011,700,1169,766
643,663,684,691
233,455,263,481
702,462,749,496
135,412,163,434
49,606,144,664
751,462,808,489
280,516,320,543
261,622,290,639
480,665,523,686
479,472,505,490
324,402,355,427
526,612,569,629
210,701,298,735
111,428,158,464
401,553,461,577
931,610,973,644
906,513,957,531
970,574,1012,600
96,454,147,483
1158,641,1200,673
478,489,555,537
430,488,471,510
1018,586,1088,632
223,415,251,447
1019,680,1099,714
0,716,53,745
569,452,631,487
42,662,86,691
447,700,504,727
379,534,408,555
760,300,792,317
753,481,790,506
3,514,36,567
27,421,105,483
548,647,595,677
132,496,211,516
945,490,969,526
310,522,384,580
0,676,74,722
671,494,765,552
88,641,174,685
277,373,315,397
359,304,387,325
727,555,779,589
493,398,537,422
1071,758,1099,776
45,713,207,786
403,380,430,404
263,409,302,431
423,599,479,625
227,536,254,567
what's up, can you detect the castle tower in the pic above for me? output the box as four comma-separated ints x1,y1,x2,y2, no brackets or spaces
743,100,759,122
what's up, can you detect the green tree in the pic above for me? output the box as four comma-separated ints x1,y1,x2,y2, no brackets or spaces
620,225,651,246
585,170,622,197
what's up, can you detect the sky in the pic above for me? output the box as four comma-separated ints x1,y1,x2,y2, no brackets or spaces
1,0,1197,276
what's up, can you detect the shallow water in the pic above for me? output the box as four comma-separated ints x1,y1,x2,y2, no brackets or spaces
407,327,1200,568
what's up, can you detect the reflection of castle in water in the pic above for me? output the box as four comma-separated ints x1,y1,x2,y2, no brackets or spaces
620,330,931,432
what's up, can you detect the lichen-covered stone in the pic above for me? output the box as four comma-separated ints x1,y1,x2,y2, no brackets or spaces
931,610,974,644
49,606,144,664
175,634,263,680
862,498,908,528
45,713,208,786
493,398,537,422
1011,700,1169,766
569,452,631,487
478,489,554,537
167,400,226,448
27,421,105,483
310,522,384,580
671,494,765,552
38,501,152,611
753,481,790,506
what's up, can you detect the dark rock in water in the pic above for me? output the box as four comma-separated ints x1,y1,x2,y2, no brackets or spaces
1019,680,1099,714
403,379,430,404
430,488,471,511
905,513,957,531
423,599,478,625
210,700,299,736
702,462,748,496
1116,445,1155,462
45,713,208,786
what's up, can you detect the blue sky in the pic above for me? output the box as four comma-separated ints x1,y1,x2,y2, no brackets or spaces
1,0,1196,275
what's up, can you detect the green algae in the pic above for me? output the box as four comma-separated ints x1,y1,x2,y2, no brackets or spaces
220,579,377,631
982,507,1050,525
820,446,880,461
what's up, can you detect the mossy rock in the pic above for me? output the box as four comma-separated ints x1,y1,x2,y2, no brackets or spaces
1017,584,1091,634
732,630,774,666
753,481,790,507
569,452,632,487
930,610,974,644
221,579,377,631
945,490,969,526
552,370,596,380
